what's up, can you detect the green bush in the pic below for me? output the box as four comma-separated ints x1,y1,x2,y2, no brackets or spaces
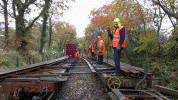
0,49,63,71
0,50,27,70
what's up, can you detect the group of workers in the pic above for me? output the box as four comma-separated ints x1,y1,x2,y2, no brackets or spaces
74,48,86,64
88,36,106,65
88,18,126,76
75,50,86,58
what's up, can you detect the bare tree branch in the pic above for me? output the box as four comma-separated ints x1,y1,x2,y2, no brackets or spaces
24,0,51,32
12,0,16,18
153,1,178,20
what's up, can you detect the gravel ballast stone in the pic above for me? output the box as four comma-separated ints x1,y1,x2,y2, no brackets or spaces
57,62,110,100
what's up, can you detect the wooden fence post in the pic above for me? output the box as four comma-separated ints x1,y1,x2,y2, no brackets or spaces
33,56,35,64
55,54,57,59
46,56,48,61
29,57,31,65
16,57,19,67
42,55,44,62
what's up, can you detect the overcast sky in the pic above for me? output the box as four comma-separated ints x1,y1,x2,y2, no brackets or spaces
1,0,173,38
59,0,113,38
59,0,173,38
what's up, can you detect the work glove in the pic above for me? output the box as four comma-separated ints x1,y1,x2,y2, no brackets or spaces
116,44,121,52
99,51,102,53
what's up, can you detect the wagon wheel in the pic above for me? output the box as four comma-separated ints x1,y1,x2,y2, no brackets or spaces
107,76,121,89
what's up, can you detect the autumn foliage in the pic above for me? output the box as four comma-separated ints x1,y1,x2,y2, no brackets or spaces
83,0,178,90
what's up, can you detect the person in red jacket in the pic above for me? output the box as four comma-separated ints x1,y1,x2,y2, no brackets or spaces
107,18,126,76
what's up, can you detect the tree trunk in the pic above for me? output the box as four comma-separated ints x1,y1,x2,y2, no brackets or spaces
3,0,9,49
39,15,48,54
12,0,51,53
39,0,50,54
15,10,27,50
48,17,52,49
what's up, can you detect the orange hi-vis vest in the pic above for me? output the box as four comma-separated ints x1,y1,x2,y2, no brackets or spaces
97,38,106,55
75,52,80,57
112,26,126,48
91,43,95,52
88,51,91,57
88,44,92,57
89,45,91,49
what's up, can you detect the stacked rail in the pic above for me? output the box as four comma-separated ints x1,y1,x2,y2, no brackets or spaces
0,56,69,99
88,57,178,100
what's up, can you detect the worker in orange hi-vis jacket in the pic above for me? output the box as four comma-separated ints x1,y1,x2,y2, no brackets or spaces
75,51,80,64
91,42,95,58
97,36,106,65
75,51,80,57
107,18,126,76
88,44,92,57
81,54,86,57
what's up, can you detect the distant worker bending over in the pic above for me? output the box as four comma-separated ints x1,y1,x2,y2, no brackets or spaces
107,18,126,76
97,36,106,65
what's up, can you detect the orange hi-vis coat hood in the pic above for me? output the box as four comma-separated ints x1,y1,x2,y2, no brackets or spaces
97,38,106,55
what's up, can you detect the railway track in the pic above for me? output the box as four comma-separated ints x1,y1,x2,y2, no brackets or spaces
0,56,70,99
0,56,111,100
0,56,178,100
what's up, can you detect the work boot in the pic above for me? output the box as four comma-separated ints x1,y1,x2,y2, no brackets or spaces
111,73,117,76
111,73,121,76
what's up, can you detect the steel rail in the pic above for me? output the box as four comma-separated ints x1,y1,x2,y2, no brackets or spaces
0,77,68,82
153,85,178,98
48,71,115,75
0,56,69,79
80,57,96,73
